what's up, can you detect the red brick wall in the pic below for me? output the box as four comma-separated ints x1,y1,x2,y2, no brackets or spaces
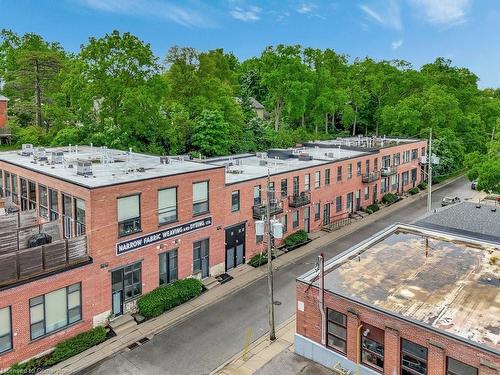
0,100,7,128
296,282,500,374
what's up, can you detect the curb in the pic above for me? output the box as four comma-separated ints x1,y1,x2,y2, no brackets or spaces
47,175,466,374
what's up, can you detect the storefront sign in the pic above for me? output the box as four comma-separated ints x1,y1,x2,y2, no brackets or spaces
116,216,213,255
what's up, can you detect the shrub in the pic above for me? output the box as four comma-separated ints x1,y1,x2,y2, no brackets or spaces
249,253,268,267
408,187,419,195
417,181,427,190
381,193,398,204
283,230,309,248
364,208,373,214
137,278,203,319
366,203,379,212
45,326,107,366
4,327,107,374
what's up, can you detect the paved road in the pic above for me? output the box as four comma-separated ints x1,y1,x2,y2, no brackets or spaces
84,177,473,375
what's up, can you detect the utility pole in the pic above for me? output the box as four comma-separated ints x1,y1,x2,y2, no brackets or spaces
266,170,276,341
427,128,433,213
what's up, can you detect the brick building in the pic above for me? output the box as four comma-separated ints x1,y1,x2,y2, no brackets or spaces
0,136,426,368
295,202,500,374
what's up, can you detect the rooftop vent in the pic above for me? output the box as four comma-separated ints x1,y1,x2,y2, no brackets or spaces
76,160,93,176
160,156,170,165
51,151,64,164
21,144,34,156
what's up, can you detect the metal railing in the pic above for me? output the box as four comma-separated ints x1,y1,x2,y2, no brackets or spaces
288,192,311,208
380,166,397,177
252,201,283,219
361,171,380,183
322,212,352,232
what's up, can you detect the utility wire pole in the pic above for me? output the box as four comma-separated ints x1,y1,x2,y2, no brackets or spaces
427,127,433,213
266,170,276,341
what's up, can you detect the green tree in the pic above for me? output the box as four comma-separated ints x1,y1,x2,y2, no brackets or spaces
191,109,231,156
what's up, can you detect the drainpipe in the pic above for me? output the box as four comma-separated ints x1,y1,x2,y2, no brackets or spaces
318,253,326,345
356,323,363,375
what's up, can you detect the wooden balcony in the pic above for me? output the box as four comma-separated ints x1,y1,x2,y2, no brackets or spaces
0,210,90,289
288,192,311,208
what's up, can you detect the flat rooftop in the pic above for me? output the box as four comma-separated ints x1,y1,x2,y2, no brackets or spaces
0,146,220,188
416,201,500,243
206,146,369,184
301,224,500,354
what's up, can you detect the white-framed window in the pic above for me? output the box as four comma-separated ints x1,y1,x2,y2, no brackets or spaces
347,164,353,179
158,187,177,225
0,306,12,354
231,190,240,212
30,283,82,340
325,169,331,185
117,194,141,236
193,181,209,215
403,150,410,163
304,174,310,191
314,171,321,188
314,203,321,220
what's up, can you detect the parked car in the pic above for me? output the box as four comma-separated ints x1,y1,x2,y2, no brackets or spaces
28,233,52,248
441,196,461,207
471,180,478,190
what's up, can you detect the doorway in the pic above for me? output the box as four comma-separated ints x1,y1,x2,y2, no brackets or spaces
193,239,210,279
323,203,331,225
347,192,354,213
225,223,246,271
303,207,310,233
355,190,361,211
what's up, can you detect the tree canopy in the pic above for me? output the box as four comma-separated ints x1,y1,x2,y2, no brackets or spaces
1,30,499,190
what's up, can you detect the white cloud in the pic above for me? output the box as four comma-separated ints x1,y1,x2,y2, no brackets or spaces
391,39,404,49
297,3,315,14
76,0,212,27
230,5,261,22
359,0,402,30
409,0,471,26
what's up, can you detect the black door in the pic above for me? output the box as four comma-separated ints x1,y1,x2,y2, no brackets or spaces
323,203,331,225
225,223,246,271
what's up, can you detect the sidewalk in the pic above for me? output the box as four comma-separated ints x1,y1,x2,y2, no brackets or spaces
43,176,470,374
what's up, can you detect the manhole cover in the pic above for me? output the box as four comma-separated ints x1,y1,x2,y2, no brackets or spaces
273,300,282,305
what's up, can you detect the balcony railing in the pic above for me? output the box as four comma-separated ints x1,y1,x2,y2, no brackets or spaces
362,171,380,183
380,166,397,177
252,201,283,219
288,191,311,208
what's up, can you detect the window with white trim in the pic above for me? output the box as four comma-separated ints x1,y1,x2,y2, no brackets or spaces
314,171,320,188
0,306,12,354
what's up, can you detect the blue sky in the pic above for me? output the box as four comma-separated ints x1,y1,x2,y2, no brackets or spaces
1,0,499,87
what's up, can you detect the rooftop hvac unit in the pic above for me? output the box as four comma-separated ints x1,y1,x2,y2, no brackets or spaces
259,159,268,166
34,147,48,162
77,160,93,176
327,152,335,158
298,153,312,161
21,144,34,156
51,151,64,164
160,156,170,164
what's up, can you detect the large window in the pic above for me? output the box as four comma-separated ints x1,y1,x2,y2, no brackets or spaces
337,166,342,182
280,214,288,233
158,187,177,225
4,172,10,197
49,188,58,221
364,186,369,200
403,150,410,163
0,306,12,354
39,185,48,218
293,176,299,196
401,339,427,375
75,198,86,236
361,327,384,373
411,149,418,160
357,162,362,176
253,185,261,205
347,164,353,179
11,174,18,204
231,190,240,212
394,153,401,166
159,249,178,286
402,171,409,186
292,210,299,228
30,283,81,340
28,181,36,210
124,262,142,300
193,181,209,215
280,179,288,198
447,357,477,375
0,170,3,197
325,169,331,185
304,174,310,191
20,178,28,211
314,171,321,189
117,194,141,236
327,309,347,353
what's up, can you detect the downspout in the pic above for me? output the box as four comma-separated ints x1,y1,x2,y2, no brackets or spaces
356,323,363,375
318,253,326,345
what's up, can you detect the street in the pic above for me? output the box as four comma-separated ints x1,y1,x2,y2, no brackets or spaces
83,177,474,375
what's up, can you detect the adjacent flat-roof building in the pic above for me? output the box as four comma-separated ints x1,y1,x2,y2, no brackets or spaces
0,136,426,368
296,202,500,375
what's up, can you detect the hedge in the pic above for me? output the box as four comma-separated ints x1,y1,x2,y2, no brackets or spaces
366,203,379,212
137,278,203,319
408,187,419,195
284,230,309,248
5,327,107,374
417,181,427,190
381,193,398,205
248,252,279,267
